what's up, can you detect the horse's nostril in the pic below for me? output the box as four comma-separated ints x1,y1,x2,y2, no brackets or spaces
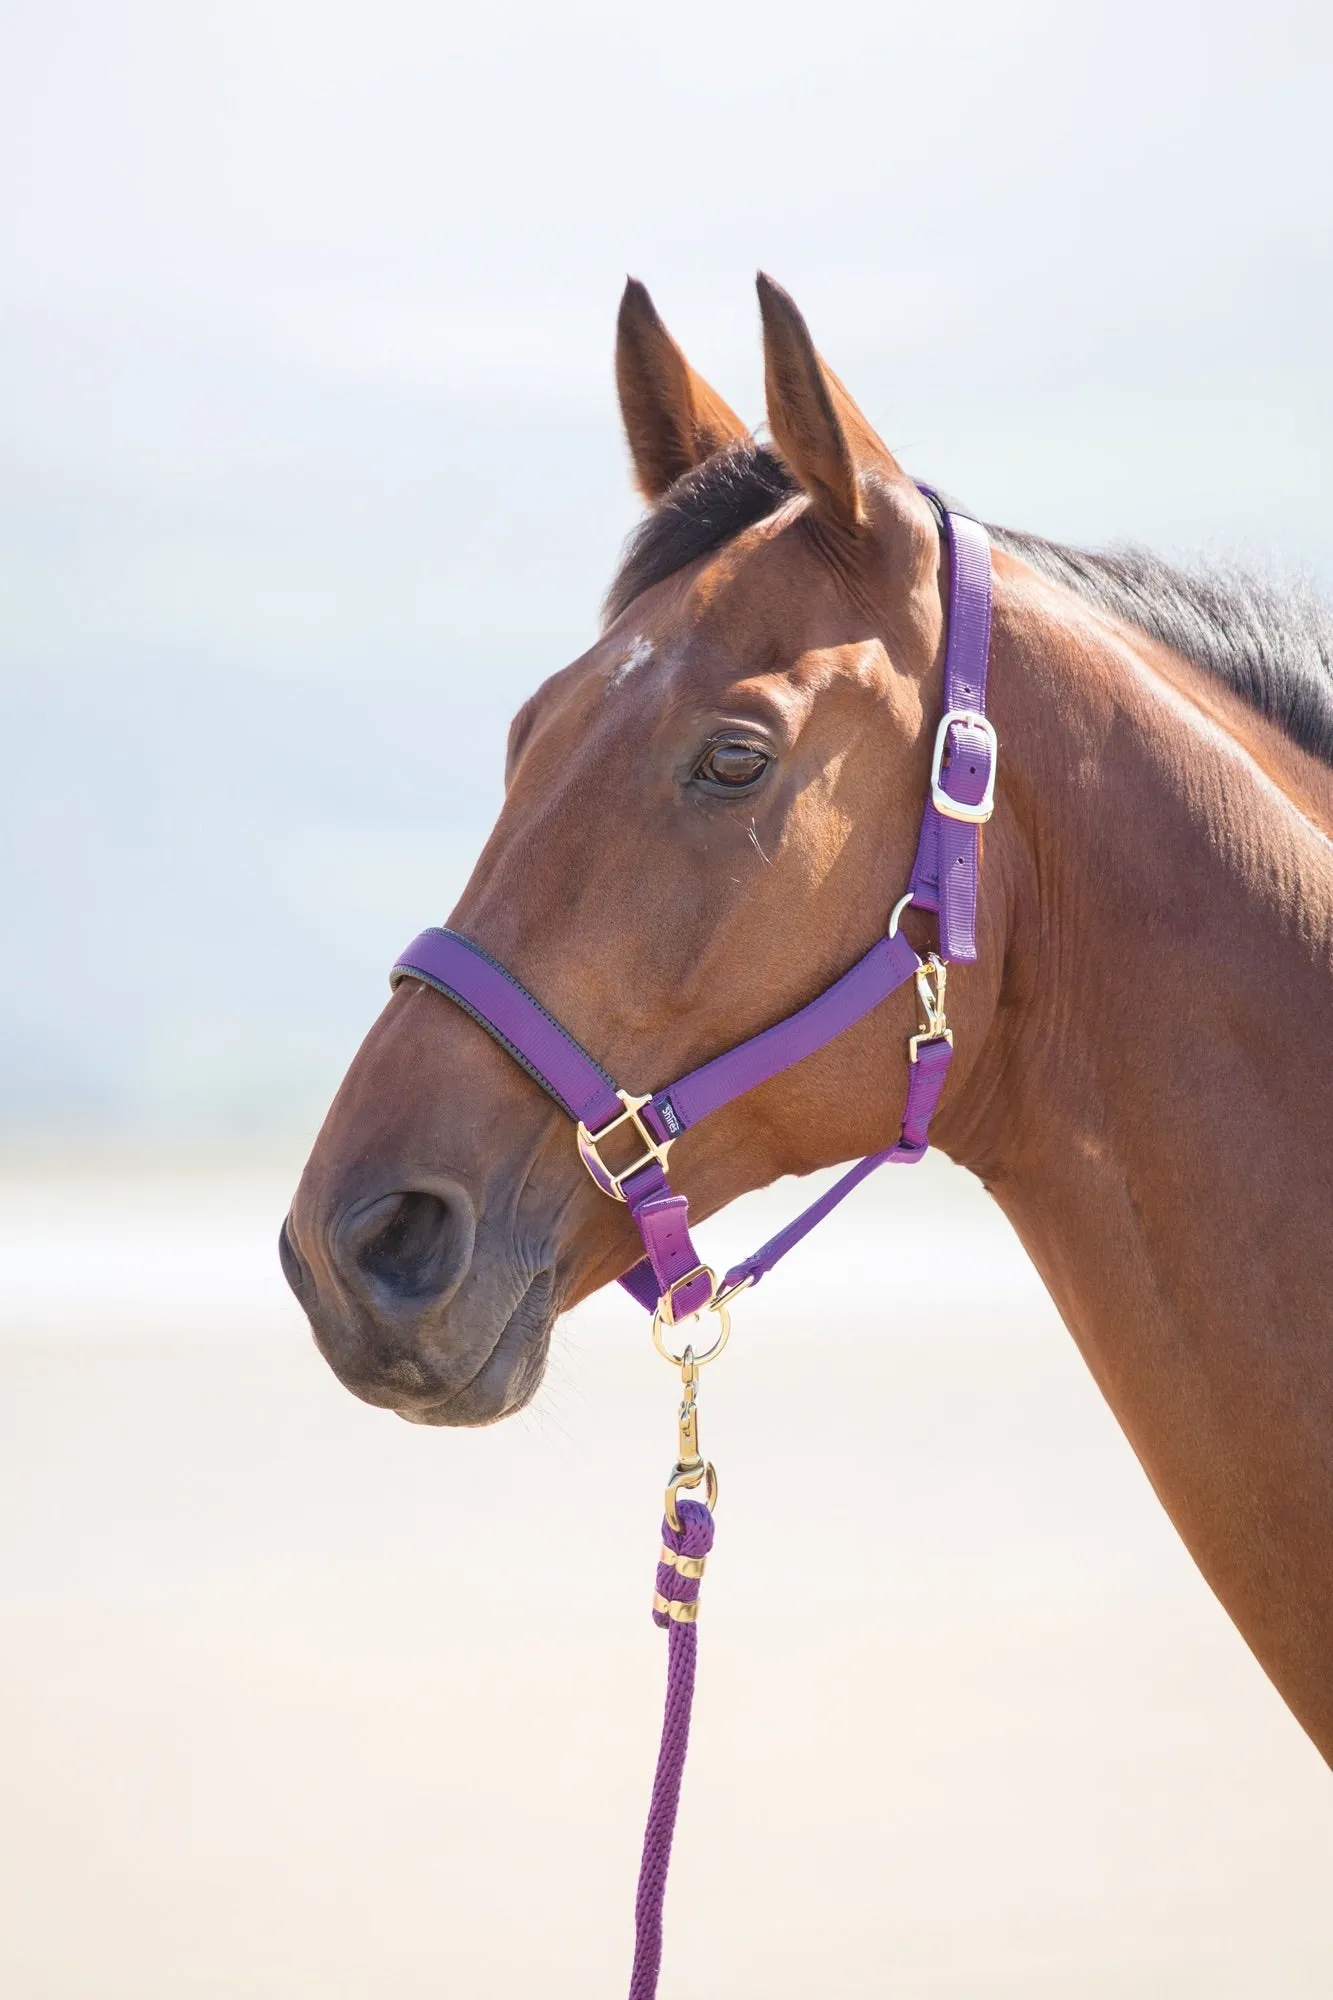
337,1188,473,1303
278,1215,309,1301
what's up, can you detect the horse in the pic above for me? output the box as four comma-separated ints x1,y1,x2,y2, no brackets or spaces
281,273,1333,1764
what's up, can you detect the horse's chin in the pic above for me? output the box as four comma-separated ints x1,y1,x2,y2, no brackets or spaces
393,1283,556,1428
300,1255,559,1429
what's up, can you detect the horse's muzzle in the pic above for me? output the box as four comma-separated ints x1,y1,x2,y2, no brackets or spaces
279,1181,557,1425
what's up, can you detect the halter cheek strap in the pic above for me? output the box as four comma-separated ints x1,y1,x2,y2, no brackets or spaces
390,498,995,1325
907,503,995,961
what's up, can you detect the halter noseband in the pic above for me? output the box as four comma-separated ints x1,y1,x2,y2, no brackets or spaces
390,499,995,1335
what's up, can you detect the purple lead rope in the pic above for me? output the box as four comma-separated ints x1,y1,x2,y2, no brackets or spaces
628,1498,715,2000
385,497,996,1998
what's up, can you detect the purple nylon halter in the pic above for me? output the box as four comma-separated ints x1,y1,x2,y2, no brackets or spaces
392,502,993,1329
390,497,995,1996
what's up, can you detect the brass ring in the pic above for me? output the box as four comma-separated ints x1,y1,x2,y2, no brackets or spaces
652,1298,731,1368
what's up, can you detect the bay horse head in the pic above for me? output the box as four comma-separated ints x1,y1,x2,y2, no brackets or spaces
279,280,1333,1762
281,276,1000,1424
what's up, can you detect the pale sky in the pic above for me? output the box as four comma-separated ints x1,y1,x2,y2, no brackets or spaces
3,0,1330,1137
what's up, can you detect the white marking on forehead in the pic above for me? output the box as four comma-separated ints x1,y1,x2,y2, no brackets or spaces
606,634,654,690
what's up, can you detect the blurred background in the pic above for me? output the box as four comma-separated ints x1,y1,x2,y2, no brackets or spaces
2,1,1332,1994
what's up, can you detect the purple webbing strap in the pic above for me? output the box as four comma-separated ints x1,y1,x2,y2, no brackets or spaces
907,508,994,963
628,1499,714,2000
715,1033,952,1295
615,927,924,1319
646,928,920,1136
391,925,930,1323
621,1176,717,1321
616,1029,952,1311
390,929,621,1129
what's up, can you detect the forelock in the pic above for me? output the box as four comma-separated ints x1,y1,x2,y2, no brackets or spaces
603,442,799,625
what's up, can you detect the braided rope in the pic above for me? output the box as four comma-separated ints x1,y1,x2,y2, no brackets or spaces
627,1497,715,2000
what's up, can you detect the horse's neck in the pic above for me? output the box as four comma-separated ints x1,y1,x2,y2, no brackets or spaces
946,568,1333,1760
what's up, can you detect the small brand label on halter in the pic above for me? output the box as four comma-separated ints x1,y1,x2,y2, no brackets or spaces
658,1100,682,1136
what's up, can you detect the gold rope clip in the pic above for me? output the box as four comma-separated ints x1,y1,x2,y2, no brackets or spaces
652,1591,701,1624
659,1545,707,1579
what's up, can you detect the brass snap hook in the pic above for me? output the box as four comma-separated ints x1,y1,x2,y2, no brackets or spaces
665,1459,718,1535
654,1274,737,1531
909,953,953,1062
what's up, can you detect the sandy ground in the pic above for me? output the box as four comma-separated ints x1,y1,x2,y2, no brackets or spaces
1,1151,1330,1998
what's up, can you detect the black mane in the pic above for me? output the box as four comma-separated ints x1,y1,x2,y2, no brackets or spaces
605,441,1333,769
986,529,1333,766
604,443,798,624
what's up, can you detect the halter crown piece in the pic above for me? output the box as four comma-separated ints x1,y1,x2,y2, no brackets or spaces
390,495,995,1999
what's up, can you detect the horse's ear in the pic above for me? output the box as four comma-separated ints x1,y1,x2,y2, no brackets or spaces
615,278,748,501
757,272,901,531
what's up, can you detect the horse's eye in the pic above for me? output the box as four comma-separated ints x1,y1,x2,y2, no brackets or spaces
694,742,770,790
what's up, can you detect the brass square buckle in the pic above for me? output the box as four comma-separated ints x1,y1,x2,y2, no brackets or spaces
576,1090,674,1202
930,708,998,824
655,1262,715,1329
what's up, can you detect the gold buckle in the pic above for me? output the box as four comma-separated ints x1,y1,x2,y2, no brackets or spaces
575,1089,674,1202
655,1262,715,1328
908,954,953,1063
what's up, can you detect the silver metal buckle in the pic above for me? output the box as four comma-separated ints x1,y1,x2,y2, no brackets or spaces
930,709,998,825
